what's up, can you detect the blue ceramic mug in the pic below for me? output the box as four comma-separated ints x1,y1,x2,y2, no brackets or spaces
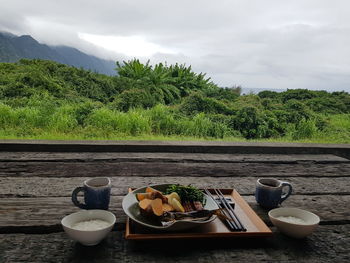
72,177,111,210
255,178,292,208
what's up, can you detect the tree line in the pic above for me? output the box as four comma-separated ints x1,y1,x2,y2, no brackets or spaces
0,59,349,141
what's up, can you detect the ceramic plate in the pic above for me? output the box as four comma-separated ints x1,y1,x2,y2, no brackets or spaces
122,184,219,231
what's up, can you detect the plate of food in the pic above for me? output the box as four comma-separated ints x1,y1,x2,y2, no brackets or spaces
122,184,219,231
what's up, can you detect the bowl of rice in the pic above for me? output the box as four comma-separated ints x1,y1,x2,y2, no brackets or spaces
268,207,320,239
61,210,116,246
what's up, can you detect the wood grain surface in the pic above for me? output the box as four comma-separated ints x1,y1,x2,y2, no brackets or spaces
0,194,349,231
0,225,349,263
1,161,349,178
1,176,350,197
0,143,349,262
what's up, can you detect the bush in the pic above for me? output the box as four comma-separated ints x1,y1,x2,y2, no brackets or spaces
231,107,283,139
86,108,151,135
85,108,117,130
284,100,313,123
14,107,45,128
175,113,232,138
126,109,152,136
205,87,240,101
0,103,47,129
1,81,35,98
179,92,234,116
232,94,263,111
282,89,316,102
74,101,103,126
0,103,14,126
0,59,119,103
258,90,280,99
112,88,156,111
207,121,235,138
292,119,318,140
48,105,78,132
306,97,348,114
146,104,179,135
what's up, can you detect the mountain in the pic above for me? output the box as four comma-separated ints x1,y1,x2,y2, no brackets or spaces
0,32,116,75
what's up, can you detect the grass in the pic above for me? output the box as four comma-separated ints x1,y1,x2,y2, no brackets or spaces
0,129,244,142
0,101,349,144
257,114,350,144
0,123,348,144
0,132,347,144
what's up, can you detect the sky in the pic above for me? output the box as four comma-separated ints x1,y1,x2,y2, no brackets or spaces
0,0,349,92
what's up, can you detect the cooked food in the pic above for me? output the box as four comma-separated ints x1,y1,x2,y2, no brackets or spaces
136,191,167,203
168,197,185,213
165,184,205,212
150,198,164,216
162,203,174,212
165,192,181,202
146,186,159,193
164,184,205,203
136,193,149,201
136,184,207,221
138,198,153,211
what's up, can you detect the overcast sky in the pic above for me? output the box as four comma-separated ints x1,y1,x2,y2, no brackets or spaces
0,0,349,92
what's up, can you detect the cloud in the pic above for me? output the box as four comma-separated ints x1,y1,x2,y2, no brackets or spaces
0,0,349,91
79,33,176,57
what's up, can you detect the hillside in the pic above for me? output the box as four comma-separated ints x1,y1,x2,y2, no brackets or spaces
0,32,116,75
0,59,349,143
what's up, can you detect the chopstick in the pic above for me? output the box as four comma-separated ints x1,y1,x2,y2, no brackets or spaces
215,189,246,231
204,189,238,231
212,189,243,231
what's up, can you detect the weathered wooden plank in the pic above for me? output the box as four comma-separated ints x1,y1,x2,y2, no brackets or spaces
1,140,349,159
1,176,349,198
0,152,348,163
1,161,349,177
0,225,349,263
0,195,348,231
246,195,350,225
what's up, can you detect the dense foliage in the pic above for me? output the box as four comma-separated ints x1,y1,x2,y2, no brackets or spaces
0,59,349,143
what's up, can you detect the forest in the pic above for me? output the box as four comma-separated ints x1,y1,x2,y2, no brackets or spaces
0,59,349,143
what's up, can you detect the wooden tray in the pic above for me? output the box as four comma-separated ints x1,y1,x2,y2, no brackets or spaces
125,188,272,240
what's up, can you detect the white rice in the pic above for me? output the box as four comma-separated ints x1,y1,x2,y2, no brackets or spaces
71,219,110,231
276,216,307,225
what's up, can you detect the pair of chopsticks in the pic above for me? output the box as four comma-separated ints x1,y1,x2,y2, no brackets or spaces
205,189,246,232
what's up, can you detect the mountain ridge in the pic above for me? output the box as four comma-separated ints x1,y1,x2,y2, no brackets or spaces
0,32,116,75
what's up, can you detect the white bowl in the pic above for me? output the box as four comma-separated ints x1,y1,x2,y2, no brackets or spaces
269,207,320,239
61,210,116,246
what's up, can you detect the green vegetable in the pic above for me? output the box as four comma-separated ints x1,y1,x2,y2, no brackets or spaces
164,184,205,204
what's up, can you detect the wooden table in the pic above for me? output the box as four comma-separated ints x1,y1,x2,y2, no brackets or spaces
0,141,349,263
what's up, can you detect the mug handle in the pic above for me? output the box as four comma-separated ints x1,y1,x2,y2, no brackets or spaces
72,187,87,209
280,182,292,204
